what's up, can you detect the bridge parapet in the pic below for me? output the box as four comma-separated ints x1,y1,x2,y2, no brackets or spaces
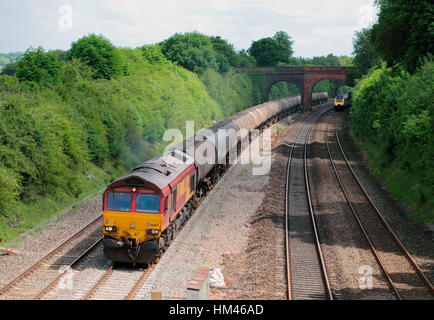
236,66,354,110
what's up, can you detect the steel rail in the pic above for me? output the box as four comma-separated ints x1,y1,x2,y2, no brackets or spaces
82,264,114,300
0,215,103,298
33,236,104,300
125,264,155,300
284,110,327,300
87,105,319,301
325,112,401,299
304,109,334,300
333,112,434,296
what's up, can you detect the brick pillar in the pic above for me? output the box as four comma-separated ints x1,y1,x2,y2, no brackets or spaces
303,80,312,111
264,85,270,102
333,80,340,97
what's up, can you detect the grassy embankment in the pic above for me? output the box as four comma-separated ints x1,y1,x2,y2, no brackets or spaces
0,48,263,242
350,60,433,223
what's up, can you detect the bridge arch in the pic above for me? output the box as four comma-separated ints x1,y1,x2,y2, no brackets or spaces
311,78,346,100
237,66,353,110
264,74,304,103
267,80,302,101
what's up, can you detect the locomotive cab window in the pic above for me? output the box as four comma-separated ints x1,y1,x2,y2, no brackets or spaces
107,192,131,212
136,194,161,213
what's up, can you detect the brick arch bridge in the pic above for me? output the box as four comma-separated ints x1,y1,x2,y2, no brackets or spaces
237,66,353,110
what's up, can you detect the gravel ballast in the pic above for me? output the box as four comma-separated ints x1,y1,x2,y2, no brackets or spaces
1,106,432,300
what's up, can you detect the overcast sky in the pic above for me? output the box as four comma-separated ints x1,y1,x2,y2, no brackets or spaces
0,0,378,57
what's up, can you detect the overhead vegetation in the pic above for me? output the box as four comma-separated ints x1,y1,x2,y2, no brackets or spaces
16,47,62,85
350,1,434,222
370,0,433,74
352,28,381,76
0,52,22,76
248,31,294,67
160,31,256,75
68,34,129,80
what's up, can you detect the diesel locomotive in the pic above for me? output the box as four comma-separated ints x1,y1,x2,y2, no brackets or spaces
102,93,328,264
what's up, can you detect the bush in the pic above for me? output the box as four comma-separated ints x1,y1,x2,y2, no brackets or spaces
0,35,266,240
0,166,19,218
160,32,220,74
350,60,434,221
140,45,167,64
199,68,262,117
16,47,62,85
269,82,300,100
68,34,127,80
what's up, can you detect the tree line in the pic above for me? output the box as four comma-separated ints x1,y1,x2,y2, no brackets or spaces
350,0,433,222
0,29,355,240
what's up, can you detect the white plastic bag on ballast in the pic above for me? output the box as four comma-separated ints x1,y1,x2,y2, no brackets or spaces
209,268,226,288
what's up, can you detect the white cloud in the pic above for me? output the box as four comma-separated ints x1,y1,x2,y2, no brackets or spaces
358,0,378,30
0,0,379,57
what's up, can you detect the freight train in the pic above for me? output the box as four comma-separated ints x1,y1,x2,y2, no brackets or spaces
102,92,328,264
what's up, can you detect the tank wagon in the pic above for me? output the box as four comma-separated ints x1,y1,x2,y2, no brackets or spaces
102,93,328,264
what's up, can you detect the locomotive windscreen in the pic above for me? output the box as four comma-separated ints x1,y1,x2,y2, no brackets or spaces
107,192,132,211
136,194,161,213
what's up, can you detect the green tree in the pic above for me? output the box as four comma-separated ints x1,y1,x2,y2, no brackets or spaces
352,28,381,76
248,31,294,66
210,36,240,67
1,63,17,76
0,166,19,218
68,34,126,80
237,49,256,67
371,0,434,73
273,31,294,61
140,44,167,64
338,55,354,67
350,59,434,220
160,32,220,74
309,54,340,66
15,47,62,85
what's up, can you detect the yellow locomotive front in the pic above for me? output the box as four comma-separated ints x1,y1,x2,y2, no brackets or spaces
102,184,166,264
102,151,196,264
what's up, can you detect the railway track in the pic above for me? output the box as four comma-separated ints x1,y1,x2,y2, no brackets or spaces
326,111,434,300
1,105,288,300
0,215,103,300
81,139,239,300
285,106,333,300
81,109,302,300
82,262,155,300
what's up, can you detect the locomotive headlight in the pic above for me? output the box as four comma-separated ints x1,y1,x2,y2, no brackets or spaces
105,225,117,232
146,228,159,235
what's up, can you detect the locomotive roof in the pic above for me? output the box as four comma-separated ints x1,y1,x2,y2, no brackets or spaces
111,150,194,190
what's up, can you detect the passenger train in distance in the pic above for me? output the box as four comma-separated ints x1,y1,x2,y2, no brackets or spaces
102,93,329,265
333,92,352,111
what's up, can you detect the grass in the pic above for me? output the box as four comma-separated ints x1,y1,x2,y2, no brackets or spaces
0,163,123,243
348,127,433,225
